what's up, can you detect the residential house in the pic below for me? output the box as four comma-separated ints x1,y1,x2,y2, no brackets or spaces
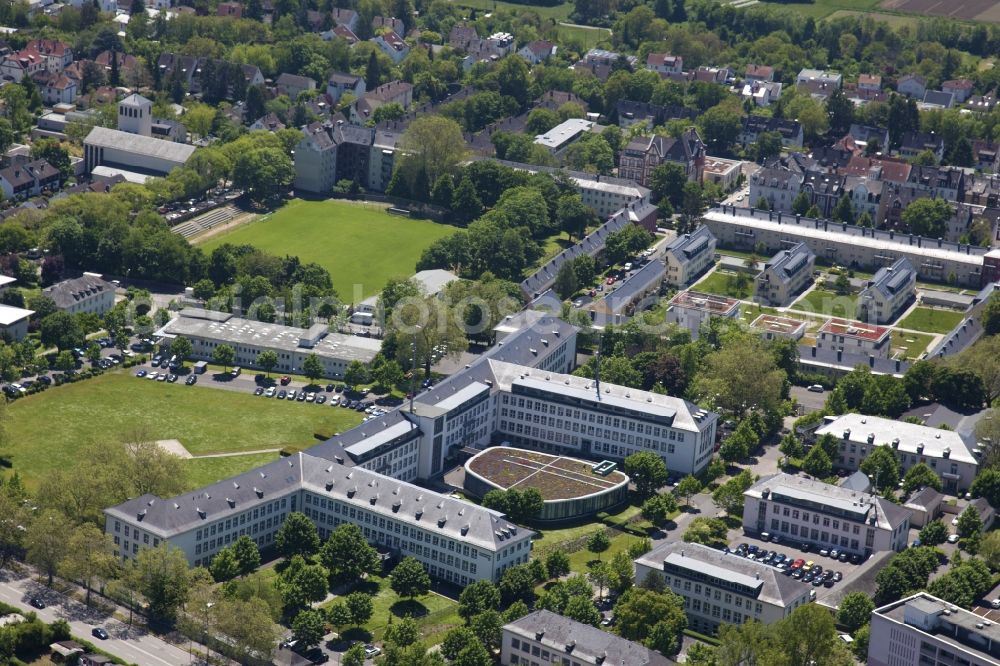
615,99,697,130
571,48,636,81
32,71,75,105
326,71,365,103
618,128,705,187
646,53,683,76
326,24,360,45
965,92,999,114
898,73,927,99
702,156,743,192
350,81,413,124
371,15,404,35
846,124,890,152
741,79,782,107
23,39,72,72
275,72,316,100
534,118,597,157
448,24,478,51
665,291,741,341
816,317,892,359
330,7,358,30
693,66,732,84
517,40,556,65
754,242,816,307
249,112,285,132
0,158,59,199
749,165,802,213
922,90,954,109
942,78,974,103
857,257,916,324
898,131,945,162
294,121,373,193
750,313,807,342
663,226,717,288
745,64,774,82
0,49,44,83
739,116,804,148
973,140,1000,172
43,274,117,315
858,73,882,92
217,1,242,17
796,68,842,88
372,31,409,64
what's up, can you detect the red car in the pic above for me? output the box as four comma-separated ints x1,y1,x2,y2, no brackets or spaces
605,276,616,285
279,376,292,385
791,558,805,570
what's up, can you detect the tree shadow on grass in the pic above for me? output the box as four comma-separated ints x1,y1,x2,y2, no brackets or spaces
390,599,430,619
341,627,373,643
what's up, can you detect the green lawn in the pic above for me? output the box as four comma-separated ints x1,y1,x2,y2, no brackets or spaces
450,0,573,21
185,452,282,490
556,24,612,49
891,330,936,360
756,0,880,19
791,288,859,319
692,269,753,299
898,307,965,334
4,371,362,491
323,576,462,647
197,199,458,299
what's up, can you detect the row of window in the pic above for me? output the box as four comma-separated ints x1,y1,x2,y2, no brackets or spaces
508,638,585,666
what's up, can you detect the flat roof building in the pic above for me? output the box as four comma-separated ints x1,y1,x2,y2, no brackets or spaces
83,126,195,180
816,317,892,359
870,593,1000,666
665,290,740,341
704,206,987,287
534,118,596,155
743,472,910,557
155,308,380,379
0,303,33,340
503,610,676,666
750,313,806,341
634,541,812,634
815,413,979,494
663,226,717,288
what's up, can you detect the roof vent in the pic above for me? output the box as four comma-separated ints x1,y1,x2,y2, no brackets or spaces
347,487,357,498
843,429,851,439
535,631,545,640
943,447,951,459
196,508,206,519
370,495,378,505
325,480,334,491
565,640,575,652
226,498,235,508
917,443,924,453
254,487,263,498
137,509,146,521
438,516,447,527
892,438,900,449
415,509,423,520
461,524,470,536
392,500,401,513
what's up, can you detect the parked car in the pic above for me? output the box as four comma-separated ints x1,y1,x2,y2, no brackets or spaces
167,374,178,383
947,534,960,543
136,369,147,378
807,384,824,392
316,395,326,404
265,387,276,397
254,387,264,396
280,376,291,385
92,628,109,640
29,597,44,609
185,375,197,385
277,390,287,399
364,645,381,658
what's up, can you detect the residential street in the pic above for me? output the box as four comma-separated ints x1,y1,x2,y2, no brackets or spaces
0,568,203,666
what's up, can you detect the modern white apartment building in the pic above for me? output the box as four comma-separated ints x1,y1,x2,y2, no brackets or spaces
750,314,806,342
703,206,987,288
502,610,676,666
155,308,381,380
664,290,740,341
754,243,816,307
816,317,892,359
105,452,534,585
857,257,916,324
743,473,910,557
663,226,717,287
634,541,812,634
815,413,980,493
42,273,116,315
870,593,1000,666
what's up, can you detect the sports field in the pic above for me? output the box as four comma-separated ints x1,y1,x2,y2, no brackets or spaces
198,199,458,299
4,372,362,491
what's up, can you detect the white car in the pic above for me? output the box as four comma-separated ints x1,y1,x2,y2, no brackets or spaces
991,599,1000,609
952,517,960,526
807,384,824,393
947,534,960,544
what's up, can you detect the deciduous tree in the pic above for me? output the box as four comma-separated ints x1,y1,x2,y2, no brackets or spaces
390,557,431,599
275,512,321,558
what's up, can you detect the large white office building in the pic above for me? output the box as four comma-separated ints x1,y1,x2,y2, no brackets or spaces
742,473,910,557
814,413,980,494
155,308,381,380
634,541,812,634
869,593,1000,666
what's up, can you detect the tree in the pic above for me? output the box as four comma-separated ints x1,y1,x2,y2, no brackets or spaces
458,580,500,621
275,512,321,558
556,194,595,241
58,523,116,605
210,547,240,583
390,295,468,377
957,505,983,539
397,116,467,194
563,594,601,626
451,176,483,226
291,608,326,650
257,350,278,377
831,193,854,224
587,561,612,600
901,197,953,238
231,535,260,577
604,224,653,266
55,350,75,373
903,462,943,494
919,520,948,546
442,627,478,661
692,333,786,417
649,162,688,208
587,530,611,561
624,451,669,499
719,430,752,463
345,591,374,625
860,446,901,493
168,336,192,367
343,360,369,390
545,551,571,580
641,494,678,525
232,147,294,205
982,292,1000,337
791,191,812,216
470,609,503,652
712,471,753,516
615,587,687,655
802,444,833,478
499,564,536,604
135,544,191,624
40,312,84,351
212,344,235,371
675,475,702,507
303,353,323,383
326,600,353,630
553,262,579,300
25,510,72,586
972,468,1000,509
753,131,783,163
699,104,742,154
682,517,729,548
384,616,420,648
319,523,381,582
837,592,874,633
391,557,431,598
343,643,367,666
372,359,404,392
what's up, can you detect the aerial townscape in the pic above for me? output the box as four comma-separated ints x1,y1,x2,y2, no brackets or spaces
3,0,1000,665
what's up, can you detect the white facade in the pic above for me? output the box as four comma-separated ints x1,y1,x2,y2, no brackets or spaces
870,593,1000,666
754,243,815,307
815,413,979,494
634,541,812,634
816,318,892,359
117,93,152,136
857,257,916,324
665,290,740,341
743,473,910,557
663,226,717,288
83,126,195,177
43,274,116,315
0,305,32,341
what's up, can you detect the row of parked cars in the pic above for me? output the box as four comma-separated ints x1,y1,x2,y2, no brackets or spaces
729,544,845,587
135,369,198,385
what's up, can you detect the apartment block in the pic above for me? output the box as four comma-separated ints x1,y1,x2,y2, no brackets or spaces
743,473,910,557
857,257,916,324
816,318,892,359
664,290,740,341
870,593,1000,666
663,226,717,288
754,243,816,307
634,541,812,634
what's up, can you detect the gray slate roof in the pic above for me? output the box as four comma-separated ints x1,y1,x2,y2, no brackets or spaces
865,257,915,298
84,126,196,164
664,225,715,267
504,610,676,666
763,242,814,284
43,275,113,309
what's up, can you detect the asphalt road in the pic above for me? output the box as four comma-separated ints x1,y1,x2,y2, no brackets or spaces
0,570,197,666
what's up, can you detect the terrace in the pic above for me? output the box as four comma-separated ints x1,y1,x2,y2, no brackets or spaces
669,290,741,315
819,317,890,342
467,447,627,501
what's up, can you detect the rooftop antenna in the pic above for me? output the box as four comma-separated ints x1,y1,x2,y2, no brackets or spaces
594,351,601,401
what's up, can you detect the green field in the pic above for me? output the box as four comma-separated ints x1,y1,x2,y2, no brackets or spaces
4,372,362,491
791,288,859,319
898,307,965,334
754,0,880,19
198,199,458,299
450,0,573,21
892,330,936,360
692,268,753,299
555,24,612,49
